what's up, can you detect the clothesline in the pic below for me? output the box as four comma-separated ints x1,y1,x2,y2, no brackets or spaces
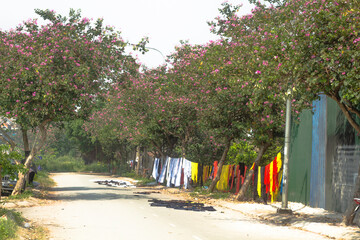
151,153,283,202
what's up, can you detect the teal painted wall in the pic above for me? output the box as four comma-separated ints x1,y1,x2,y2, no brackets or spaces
288,109,313,205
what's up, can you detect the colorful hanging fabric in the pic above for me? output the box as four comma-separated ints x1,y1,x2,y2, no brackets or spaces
216,165,230,191
224,165,236,192
203,165,212,183
257,166,262,198
272,152,282,201
213,161,218,178
235,165,241,194
191,162,198,183
241,166,247,184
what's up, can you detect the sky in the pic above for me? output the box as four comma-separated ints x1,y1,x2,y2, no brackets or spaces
0,0,254,69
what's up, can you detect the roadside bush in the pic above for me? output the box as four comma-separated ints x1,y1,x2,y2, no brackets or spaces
36,155,85,172
34,171,56,189
83,162,109,173
0,209,23,240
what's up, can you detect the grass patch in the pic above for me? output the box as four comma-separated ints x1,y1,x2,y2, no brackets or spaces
0,208,24,240
6,190,33,200
82,162,108,173
121,171,155,186
34,171,56,190
189,187,231,200
36,155,109,173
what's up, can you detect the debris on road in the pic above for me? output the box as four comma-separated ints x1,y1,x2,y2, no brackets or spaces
134,191,161,195
148,199,216,212
91,179,136,188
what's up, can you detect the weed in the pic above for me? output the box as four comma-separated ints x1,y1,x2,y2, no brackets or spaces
7,190,33,200
0,208,24,240
34,171,56,190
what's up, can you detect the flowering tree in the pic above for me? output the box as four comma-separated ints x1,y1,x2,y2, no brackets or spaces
0,9,141,194
281,0,360,225
217,0,360,221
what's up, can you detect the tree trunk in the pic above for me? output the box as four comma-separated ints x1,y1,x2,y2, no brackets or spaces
343,162,360,225
135,146,141,175
12,120,50,195
236,142,270,201
208,138,232,193
0,165,2,201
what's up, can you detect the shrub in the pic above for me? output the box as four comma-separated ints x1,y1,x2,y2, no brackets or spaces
36,155,85,172
0,209,23,240
83,162,108,173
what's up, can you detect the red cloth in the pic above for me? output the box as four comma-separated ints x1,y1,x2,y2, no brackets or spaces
272,157,278,192
264,164,270,193
213,161,218,178
241,166,247,184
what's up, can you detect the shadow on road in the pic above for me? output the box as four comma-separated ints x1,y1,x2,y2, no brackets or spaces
49,186,149,201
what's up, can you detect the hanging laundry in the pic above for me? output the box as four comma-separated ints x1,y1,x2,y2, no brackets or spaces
235,165,241,195
239,163,245,177
183,159,192,189
263,152,283,203
174,158,184,187
257,166,262,198
264,163,270,193
216,165,230,191
158,157,169,184
213,161,218,178
152,158,160,181
191,162,198,184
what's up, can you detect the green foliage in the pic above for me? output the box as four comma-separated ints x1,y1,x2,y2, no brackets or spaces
34,171,56,189
82,162,108,173
0,208,24,240
227,141,257,166
36,155,85,172
35,153,110,173
0,144,23,179
6,190,33,200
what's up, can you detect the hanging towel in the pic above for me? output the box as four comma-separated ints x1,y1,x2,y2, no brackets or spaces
257,166,262,198
216,165,230,191
191,162,198,183
183,159,192,189
174,158,183,187
158,157,169,183
213,161,218,178
152,158,160,180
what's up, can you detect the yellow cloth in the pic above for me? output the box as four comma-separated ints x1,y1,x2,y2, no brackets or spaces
250,162,255,170
269,152,283,202
257,166,262,198
203,165,210,183
191,162,198,183
216,165,230,191
273,152,282,201
270,159,274,202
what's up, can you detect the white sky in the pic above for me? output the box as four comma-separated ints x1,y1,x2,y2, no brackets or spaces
0,0,253,69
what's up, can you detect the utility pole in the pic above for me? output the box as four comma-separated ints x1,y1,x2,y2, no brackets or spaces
278,96,293,214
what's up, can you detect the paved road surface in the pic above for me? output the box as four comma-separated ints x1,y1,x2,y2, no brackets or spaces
18,173,328,240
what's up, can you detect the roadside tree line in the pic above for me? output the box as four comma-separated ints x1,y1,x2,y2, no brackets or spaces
0,0,359,225
86,0,360,224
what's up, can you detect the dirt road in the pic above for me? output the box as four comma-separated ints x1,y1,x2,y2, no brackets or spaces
17,173,330,240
